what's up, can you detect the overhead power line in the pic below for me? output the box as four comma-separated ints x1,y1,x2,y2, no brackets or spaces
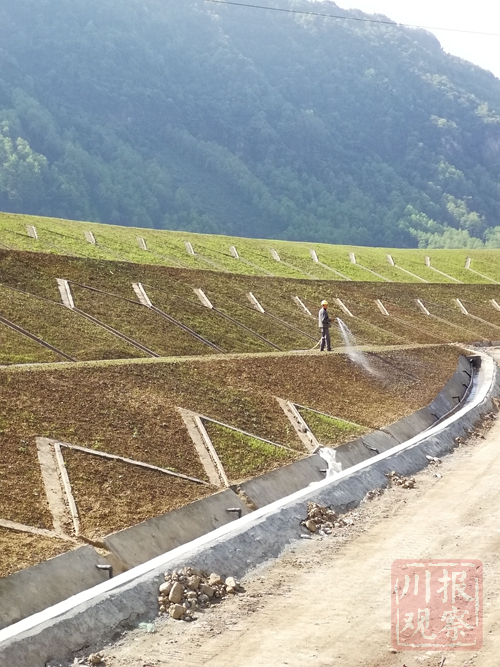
204,0,500,38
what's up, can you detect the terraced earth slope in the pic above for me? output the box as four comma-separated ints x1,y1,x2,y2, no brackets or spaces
0,220,493,582
1,249,500,364
1,211,500,283
0,345,462,575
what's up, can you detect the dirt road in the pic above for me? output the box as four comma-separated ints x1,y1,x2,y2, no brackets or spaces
95,388,500,667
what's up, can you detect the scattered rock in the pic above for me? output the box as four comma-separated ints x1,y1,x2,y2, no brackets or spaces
199,583,214,597
364,488,383,502
301,502,346,535
169,604,186,620
386,471,416,489
158,566,240,619
169,582,184,603
304,519,317,533
159,581,172,594
87,654,105,666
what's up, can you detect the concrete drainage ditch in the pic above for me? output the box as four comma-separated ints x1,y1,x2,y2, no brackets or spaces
0,350,498,666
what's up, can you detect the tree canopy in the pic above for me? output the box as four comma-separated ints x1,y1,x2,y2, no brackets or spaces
1,0,500,247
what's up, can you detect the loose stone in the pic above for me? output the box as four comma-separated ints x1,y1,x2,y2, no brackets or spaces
168,582,184,604
305,519,317,533
159,581,173,594
199,583,215,597
169,604,186,620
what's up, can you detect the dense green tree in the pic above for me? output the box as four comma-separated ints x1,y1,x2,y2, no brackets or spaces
1,0,500,247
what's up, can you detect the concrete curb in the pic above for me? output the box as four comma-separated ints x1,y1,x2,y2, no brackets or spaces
103,489,251,570
0,547,111,631
0,351,498,667
332,354,474,469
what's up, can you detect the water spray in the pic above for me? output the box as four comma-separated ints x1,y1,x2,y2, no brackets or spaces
336,317,378,375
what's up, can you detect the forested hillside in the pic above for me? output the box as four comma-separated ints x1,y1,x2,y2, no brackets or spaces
1,0,500,247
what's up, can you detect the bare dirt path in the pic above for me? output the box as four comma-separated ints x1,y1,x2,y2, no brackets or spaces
92,373,500,667
2,343,438,373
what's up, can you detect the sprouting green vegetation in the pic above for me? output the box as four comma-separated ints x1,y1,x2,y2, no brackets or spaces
2,212,500,283
297,407,368,447
203,421,298,481
1,246,500,365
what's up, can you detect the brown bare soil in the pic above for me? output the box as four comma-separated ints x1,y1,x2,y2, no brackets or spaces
0,345,462,577
0,246,491,582
0,285,141,362
0,437,53,529
0,346,460,530
62,450,213,540
0,528,71,577
70,284,208,357
145,283,271,354
197,278,317,349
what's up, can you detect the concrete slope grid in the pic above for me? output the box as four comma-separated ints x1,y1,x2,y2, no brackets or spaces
0,349,498,667
0,353,473,629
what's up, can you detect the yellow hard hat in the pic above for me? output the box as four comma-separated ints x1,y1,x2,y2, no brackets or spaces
321,300,328,306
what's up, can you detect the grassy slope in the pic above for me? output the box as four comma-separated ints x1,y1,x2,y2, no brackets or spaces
296,408,368,447
0,210,496,573
203,422,298,483
1,249,500,365
1,211,500,283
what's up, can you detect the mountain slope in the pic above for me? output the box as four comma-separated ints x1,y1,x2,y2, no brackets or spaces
1,0,500,247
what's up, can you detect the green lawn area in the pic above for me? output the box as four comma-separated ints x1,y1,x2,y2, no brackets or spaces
1,211,499,283
203,421,299,482
296,407,368,447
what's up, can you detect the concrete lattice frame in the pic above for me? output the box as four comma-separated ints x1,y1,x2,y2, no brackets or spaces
178,406,297,488
3,436,208,546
